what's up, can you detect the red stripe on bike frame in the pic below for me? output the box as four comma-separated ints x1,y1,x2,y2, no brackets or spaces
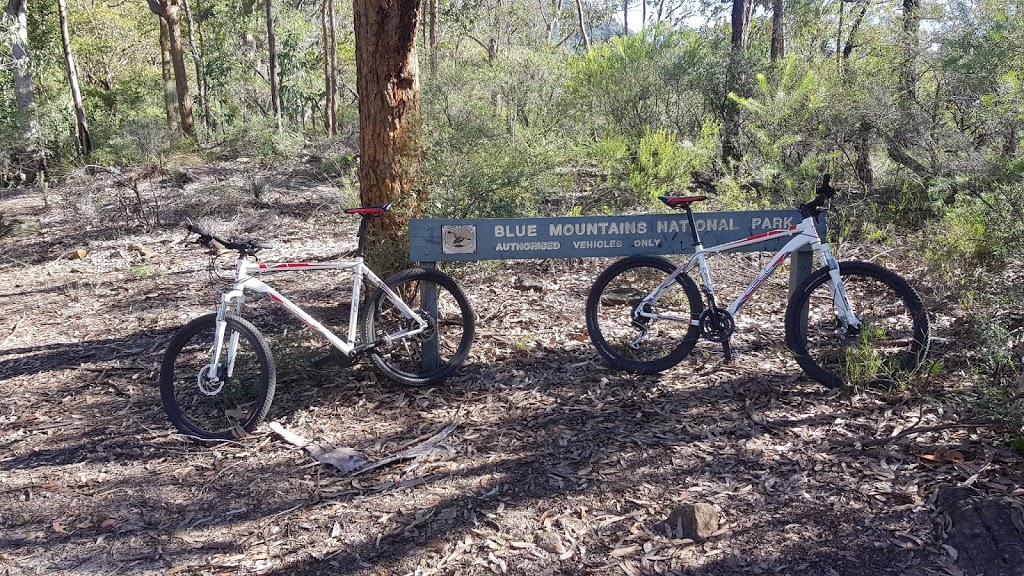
742,224,799,242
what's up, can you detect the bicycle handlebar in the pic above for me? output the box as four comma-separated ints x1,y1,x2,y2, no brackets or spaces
797,174,835,219
185,222,272,254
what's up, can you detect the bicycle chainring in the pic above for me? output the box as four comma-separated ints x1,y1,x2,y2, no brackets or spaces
698,307,735,343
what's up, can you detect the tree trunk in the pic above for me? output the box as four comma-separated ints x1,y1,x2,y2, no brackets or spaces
900,0,921,103
266,0,282,131
853,122,873,188
622,0,628,34
181,0,213,134
57,0,91,156
770,0,784,61
149,0,196,140
6,0,42,147
158,17,180,133
428,0,437,73
321,0,336,134
353,0,426,274
730,0,751,50
722,0,752,164
574,0,590,51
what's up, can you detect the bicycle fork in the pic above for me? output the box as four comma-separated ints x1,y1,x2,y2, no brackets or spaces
200,291,245,394
818,247,862,335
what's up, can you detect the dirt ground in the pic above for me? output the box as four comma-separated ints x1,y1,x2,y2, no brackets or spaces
1,160,1021,576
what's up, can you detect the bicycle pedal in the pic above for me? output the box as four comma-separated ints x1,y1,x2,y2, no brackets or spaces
721,340,733,363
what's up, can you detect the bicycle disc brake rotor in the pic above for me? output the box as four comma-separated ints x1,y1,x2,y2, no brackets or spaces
197,364,225,396
411,310,436,343
699,307,735,343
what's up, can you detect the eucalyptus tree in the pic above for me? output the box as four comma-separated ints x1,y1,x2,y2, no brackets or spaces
57,0,91,155
266,0,281,131
321,0,338,133
5,0,42,151
147,0,196,140
353,0,425,271
181,0,213,132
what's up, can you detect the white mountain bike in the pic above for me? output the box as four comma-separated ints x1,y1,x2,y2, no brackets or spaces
586,175,930,388
159,204,475,441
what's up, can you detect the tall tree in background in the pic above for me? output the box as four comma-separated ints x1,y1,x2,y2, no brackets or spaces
321,0,337,134
6,0,42,150
266,0,282,131
57,0,91,155
181,0,213,133
899,0,920,102
147,0,196,140
574,0,590,50
770,0,784,61
353,0,425,271
722,0,752,163
427,0,437,72
158,17,180,133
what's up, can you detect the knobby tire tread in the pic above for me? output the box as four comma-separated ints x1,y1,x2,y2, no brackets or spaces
784,260,929,389
159,312,276,442
362,267,475,387
586,255,703,374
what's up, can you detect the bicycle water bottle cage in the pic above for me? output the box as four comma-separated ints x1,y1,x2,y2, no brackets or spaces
658,195,708,210
344,203,392,216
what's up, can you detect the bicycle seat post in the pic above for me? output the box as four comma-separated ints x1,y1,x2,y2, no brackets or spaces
683,204,702,248
355,215,370,259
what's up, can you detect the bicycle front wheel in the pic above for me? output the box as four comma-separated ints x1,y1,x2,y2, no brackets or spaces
784,261,929,389
586,255,702,374
159,313,276,441
362,267,475,387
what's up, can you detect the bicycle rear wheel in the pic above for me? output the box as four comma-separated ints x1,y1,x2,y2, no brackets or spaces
784,261,929,389
362,267,475,387
159,313,276,441
586,255,702,374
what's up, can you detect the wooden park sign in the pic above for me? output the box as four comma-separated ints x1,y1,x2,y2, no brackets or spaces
410,210,826,266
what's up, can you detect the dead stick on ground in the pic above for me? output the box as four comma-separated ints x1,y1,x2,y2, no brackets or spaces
840,421,996,448
352,418,460,477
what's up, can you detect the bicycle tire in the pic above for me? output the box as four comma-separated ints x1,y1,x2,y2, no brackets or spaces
586,255,703,374
784,261,929,389
362,267,475,387
159,312,276,441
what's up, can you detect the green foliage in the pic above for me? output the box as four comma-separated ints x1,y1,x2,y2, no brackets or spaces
627,124,717,203
129,263,157,279
223,117,304,160
730,62,840,202
428,136,571,218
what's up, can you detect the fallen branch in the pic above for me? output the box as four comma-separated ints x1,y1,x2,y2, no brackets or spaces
352,418,460,477
837,420,997,448
268,421,368,474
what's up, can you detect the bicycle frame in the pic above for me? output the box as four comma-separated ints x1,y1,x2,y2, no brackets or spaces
204,255,428,382
638,214,860,329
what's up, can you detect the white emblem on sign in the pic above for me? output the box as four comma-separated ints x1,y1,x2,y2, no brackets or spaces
442,225,477,254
